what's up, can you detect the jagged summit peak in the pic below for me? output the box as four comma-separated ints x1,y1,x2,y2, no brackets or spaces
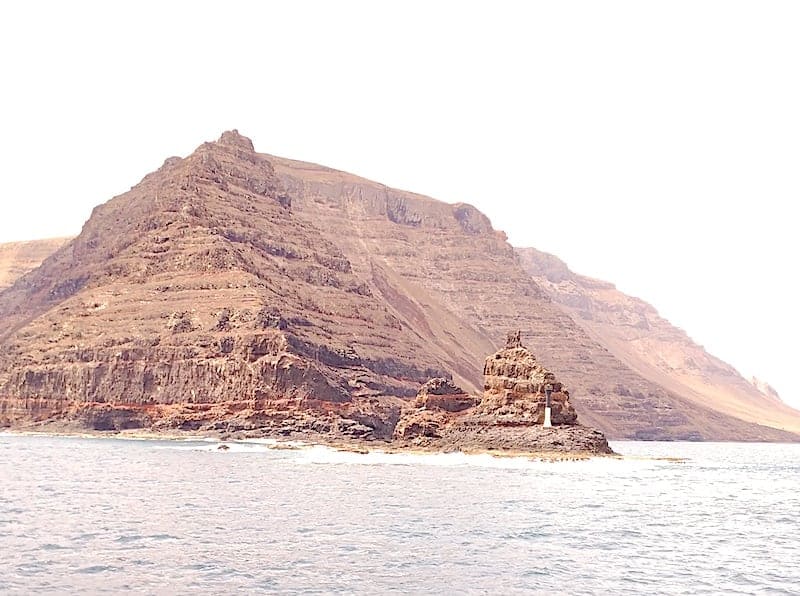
216,129,255,151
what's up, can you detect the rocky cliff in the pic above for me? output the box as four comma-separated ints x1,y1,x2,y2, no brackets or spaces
0,132,452,440
0,238,70,291
1,130,797,442
515,247,800,435
267,152,799,441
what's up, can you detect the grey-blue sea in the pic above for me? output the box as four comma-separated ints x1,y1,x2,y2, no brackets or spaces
1,434,798,595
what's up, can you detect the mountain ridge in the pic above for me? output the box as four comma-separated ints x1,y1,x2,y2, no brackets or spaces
515,246,800,434
264,147,799,440
1,130,797,442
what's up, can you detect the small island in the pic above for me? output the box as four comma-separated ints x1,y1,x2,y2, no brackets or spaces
391,331,612,456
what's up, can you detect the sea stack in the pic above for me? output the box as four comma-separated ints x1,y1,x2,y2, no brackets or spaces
393,331,613,455
481,330,578,427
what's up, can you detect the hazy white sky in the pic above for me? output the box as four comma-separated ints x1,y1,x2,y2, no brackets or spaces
1,1,798,406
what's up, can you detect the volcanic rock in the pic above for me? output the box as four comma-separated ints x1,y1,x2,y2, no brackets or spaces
393,410,443,440
267,152,800,442
393,333,612,454
516,247,800,436
1,130,798,444
413,378,479,413
480,336,578,426
0,131,454,437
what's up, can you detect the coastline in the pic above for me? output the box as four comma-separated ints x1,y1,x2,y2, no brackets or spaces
0,425,618,463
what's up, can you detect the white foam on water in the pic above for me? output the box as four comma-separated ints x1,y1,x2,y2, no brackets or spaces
1,431,671,472
290,444,613,470
240,437,308,448
156,441,273,453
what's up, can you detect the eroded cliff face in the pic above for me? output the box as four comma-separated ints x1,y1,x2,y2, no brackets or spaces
480,333,578,426
1,130,798,443
392,333,611,454
515,247,800,435
0,131,451,438
267,154,799,441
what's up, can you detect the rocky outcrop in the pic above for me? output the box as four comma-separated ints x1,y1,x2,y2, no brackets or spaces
393,410,443,440
393,333,612,455
413,378,479,413
479,333,578,426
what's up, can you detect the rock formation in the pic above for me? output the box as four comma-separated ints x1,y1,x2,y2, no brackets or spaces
1,130,798,443
267,152,800,442
0,131,451,438
515,247,800,436
413,378,478,413
480,336,577,426
393,333,612,455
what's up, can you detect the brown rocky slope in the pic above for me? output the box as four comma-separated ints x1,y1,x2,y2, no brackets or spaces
0,238,70,291
0,131,610,454
1,130,797,442
267,151,798,441
516,247,800,435
0,132,454,439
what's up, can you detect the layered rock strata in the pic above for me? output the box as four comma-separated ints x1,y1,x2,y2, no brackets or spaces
515,247,800,435
268,153,800,441
479,330,578,426
0,132,449,439
0,132,608,454
1,130,798,443
392,332,612,455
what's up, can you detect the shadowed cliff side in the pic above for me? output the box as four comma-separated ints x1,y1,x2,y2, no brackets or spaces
0,238,71,291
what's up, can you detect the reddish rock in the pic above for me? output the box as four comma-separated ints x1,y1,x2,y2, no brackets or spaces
393,410,443,440
480,336,578,426
413,378,479,413
0,131,452,434
1,130,797,443
391,333,612,454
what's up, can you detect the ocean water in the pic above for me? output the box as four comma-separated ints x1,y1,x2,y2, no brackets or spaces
1,435,798,595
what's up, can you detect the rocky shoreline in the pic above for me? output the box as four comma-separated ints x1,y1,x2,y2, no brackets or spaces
1,333,614,458
2,424,615,462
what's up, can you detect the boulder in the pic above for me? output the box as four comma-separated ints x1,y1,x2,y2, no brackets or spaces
414,378,479,412
393,410,442,439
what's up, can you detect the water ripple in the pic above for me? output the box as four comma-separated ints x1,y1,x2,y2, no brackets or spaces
0,435,799,594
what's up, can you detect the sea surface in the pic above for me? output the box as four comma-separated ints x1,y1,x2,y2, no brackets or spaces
1,434,798,595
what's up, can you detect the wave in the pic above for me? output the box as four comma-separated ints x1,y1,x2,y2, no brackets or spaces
292,445,543,468
3,430,669,470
